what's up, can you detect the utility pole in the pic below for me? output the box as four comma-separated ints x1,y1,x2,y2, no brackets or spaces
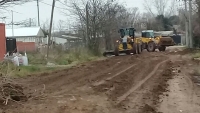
37,0,40,26
85,2,89,47
46,0,55,60
184,0,189,47
188,0,193,48
11,10,14,37
29,18,32,27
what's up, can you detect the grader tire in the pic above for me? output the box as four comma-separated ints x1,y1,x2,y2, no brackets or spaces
137,43,141,54
158,46,166,52
132,43,137,54
114,47,119,56
126,51,130,55
147,42,156,52
103,52,106,57
141,43,144,52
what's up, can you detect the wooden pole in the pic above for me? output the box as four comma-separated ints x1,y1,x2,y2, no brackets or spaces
46,0,55,60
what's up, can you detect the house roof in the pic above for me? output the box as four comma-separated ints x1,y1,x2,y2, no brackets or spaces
142,30,154,32
61,35,82,40
154,31,174,36
6,27,45,38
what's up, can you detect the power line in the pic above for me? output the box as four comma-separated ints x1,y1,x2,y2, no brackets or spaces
6,18,37,27
57,0,67,6
11,10,23,14
39,1,73,17
39,1,67,10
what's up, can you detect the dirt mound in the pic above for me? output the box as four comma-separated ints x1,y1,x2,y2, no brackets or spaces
138,61,174,113
1,83,27,100
0,81,27,105
151,67,173,104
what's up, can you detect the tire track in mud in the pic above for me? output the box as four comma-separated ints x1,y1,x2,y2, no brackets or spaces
116,59,169,104
92,56,167,102
118,60,175,113
92,64,137,86
24,56,126,84
20,57,132,96
138,61,175,113
21,55,143,98
52,57,142,96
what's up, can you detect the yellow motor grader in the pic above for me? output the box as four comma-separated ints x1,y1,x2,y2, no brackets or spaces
103,27,143,56
140,30,175,52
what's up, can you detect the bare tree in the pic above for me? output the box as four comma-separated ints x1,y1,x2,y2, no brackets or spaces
0,0,19,6
143,0,177,17
63,0,141,54
0,0,41,14
127,7,140,26
57,20,66,31
41,19,50,31
0,0,37,7
65,0,106,54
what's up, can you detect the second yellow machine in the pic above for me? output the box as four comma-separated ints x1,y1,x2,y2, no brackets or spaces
140,30,175,52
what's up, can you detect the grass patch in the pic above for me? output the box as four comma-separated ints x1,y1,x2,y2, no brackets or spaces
1,48,102,77
54,48,100,65
27,48,101,65
27,52,47,65
0,61,65,77
14,66,62,77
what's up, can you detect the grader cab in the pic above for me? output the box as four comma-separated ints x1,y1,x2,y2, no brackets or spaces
103,27,143,56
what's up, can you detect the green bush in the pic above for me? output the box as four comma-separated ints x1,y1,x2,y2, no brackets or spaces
20,66,41,72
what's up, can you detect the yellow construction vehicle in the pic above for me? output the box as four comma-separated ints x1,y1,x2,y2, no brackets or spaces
103,27,143,56
141,30,175,52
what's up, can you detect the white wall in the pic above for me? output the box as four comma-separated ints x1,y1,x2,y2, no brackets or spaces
16,37,36,42
53,37,67,44
16,37,47,44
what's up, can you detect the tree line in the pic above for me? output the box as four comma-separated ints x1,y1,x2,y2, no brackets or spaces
2,0,200,53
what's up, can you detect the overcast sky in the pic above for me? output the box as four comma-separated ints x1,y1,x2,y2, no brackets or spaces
1,0,182,29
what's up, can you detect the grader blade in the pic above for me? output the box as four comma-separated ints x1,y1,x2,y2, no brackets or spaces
103,51,115,57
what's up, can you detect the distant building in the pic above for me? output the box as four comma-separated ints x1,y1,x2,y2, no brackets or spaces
52,37,67,44
6,27,46,52
52,31,82,49
154,31,174,36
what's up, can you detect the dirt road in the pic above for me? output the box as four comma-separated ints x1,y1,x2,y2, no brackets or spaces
1,47,200,113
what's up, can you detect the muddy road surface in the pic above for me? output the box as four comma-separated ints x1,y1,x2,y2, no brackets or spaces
1,47,200,113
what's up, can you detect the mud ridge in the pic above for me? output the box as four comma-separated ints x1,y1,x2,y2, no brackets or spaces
139,61,175,113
